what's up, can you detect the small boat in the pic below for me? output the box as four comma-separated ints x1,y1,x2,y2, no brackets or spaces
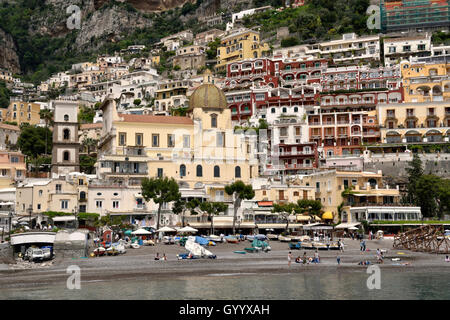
246,235,255,241
290,236,302,242
144,240,155,246
313,242,329,250
244,247,260,253
300,242,314,250
106,247,119,256
163,236,175,245
234,251,246,254
93,247,106,256
225,236,239,244
267,234,278,240
278,235,292,242
288,242,302,250
208,235,222,242
131,243,140,249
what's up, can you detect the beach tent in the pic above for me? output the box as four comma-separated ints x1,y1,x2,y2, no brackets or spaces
132,228,152,235
178,226,198,233
156,226,176,232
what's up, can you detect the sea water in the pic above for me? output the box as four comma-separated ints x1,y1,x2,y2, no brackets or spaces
1,271,449,300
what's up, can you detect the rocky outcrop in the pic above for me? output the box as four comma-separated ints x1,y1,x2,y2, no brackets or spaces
0,29,20,74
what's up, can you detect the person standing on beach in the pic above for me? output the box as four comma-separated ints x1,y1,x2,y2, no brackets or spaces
362,240,366,251
288,251,292,267
337,254,341,265
314,250,319,263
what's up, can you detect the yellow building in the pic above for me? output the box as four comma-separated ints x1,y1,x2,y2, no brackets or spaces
215,28,270,72
303,170,404,223
3,101,41,125
98,78,258,207
401,61,450,103
15,173,89,218
378,101,450,144
154,80,191,115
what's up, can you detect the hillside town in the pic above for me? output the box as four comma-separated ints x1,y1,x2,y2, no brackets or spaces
0,1,448,259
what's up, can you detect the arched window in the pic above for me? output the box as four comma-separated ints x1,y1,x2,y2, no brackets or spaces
235,166,241,178
196,165,203,177
63,128,70,140
80,191,86,199
294,107,298,112
180,164,186,177
214,165,220,177
64,114,69,121
211,114,217,128
63,151,70,161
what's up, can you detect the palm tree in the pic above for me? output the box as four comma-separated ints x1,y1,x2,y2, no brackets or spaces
39,108,53,155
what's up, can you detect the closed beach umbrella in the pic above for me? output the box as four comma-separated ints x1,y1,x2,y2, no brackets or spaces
178,226,198,233
156,226,176,232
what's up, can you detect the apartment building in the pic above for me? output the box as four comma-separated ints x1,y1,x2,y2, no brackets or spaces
172,45,206,71
305,33,380,66
0,123,20,150
3,100,41,125
278,57,328,87
0,151,26,189
384,34,432,67
0,69,13,83
215,28,270,72
378,101,450,144
194,29,225,46
225,58,280,88
154,79,192,115
401,60,450,103
304,170,421,223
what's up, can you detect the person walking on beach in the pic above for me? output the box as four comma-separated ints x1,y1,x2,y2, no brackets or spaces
288,251,292,267
337,254,341,265
154,252,160,261
360,240,364,252
314,250,319,263
162,253,167,261
362,239,366,251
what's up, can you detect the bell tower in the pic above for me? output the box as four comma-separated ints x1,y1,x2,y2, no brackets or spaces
51,100,80,178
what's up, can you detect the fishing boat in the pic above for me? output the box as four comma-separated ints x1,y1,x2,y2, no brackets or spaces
278,235,292,242
313,242,329,250
300,242,314,250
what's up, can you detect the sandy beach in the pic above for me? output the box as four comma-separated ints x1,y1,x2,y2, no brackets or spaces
0,237,448,290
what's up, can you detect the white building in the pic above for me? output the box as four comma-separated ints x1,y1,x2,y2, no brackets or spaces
384,34,431,67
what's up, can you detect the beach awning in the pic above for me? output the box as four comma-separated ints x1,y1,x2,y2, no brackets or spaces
156,226,176,232
178,226,198,233
322,212,333,220
335,222,361,229
257,201,273,207
0,202,14,205
52,216,76,222
132,228,152,235
296,215,311,222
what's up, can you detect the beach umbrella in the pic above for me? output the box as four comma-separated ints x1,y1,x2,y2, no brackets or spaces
348,226,359,230
178,226,198,233
156,226,176,232
131,228,152,235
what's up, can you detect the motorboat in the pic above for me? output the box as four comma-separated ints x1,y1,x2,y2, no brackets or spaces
106,247,119,256
313,242,329,250
278,235,292,242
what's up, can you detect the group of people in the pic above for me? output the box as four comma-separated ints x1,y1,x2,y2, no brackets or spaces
154,252,167,261
289,251,320,266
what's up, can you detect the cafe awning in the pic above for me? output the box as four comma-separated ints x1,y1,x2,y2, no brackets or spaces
52,216,76,222
335,222,361,229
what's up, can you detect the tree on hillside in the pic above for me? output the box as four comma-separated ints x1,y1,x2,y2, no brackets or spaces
405,153,423,204
297,199,323,218
78,105,96,124
17,124,52,158
415,175,450,219
141,177,181,230
39,108,53,155
225,181,255,234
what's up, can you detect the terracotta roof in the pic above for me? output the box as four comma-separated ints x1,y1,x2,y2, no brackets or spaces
0,123,20,131
118,114,193,125
80,123,103,130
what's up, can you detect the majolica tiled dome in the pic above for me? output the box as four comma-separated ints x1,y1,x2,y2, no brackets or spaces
188,83,227,110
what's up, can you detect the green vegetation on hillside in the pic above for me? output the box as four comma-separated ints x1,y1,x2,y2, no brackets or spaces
243,0,372,42
0,81,11,108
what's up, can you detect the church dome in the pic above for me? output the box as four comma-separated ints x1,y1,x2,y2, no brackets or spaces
188,83,227,110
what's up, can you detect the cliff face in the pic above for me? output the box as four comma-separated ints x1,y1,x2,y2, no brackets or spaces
0,29,20,74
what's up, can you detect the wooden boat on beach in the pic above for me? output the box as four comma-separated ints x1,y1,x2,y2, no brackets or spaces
93,247,106,256
278,235,292,242
267,234,278,240
225,236,239,243
300,242,314,250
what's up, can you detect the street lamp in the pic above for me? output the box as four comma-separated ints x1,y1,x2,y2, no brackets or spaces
8,209,12,241
27,205,33,230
